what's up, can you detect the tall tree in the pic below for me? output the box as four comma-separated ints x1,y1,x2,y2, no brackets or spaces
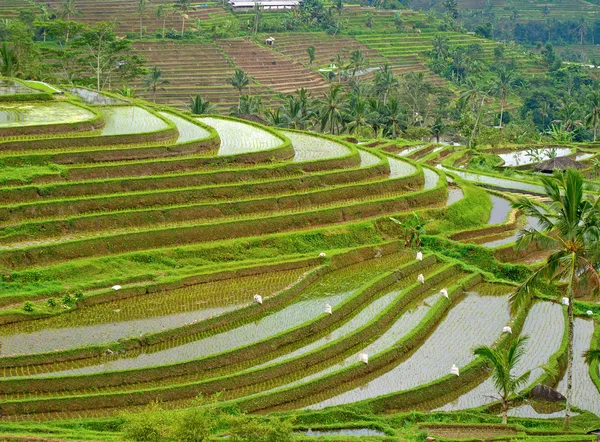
374,64,398,105
510,170,600,429
57,0,81,41
473,337,531,425
585,88,600,142
318,83,344,135
252,2,263,34
229,68,249,108
155,4,175,39
136,0,151,39
74,22,146,91
492,66,519,128
348,49,367,77
144,66,169,102
176,0,192,35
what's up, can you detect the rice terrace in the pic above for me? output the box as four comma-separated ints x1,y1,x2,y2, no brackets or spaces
1,0,600,440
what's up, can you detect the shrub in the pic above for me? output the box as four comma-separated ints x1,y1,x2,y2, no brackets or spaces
121,403,166,442
23,301,33,312
62,294,73,306
173,407,217,442
229,416,293,442
46,298,57,308
74,291,84,302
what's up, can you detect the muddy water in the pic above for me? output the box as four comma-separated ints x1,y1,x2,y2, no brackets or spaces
0,268,310,356
308,284,510,408
557,318,600,417
0,80,39,95
397,145,424,156
437,302,564,411
487,195,512,225
30,252,411,376
69,88,124,105
101,106,167,135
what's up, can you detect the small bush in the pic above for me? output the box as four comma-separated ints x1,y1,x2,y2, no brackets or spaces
23,301,34,312
62,294,73,306
74,291,84,302
121,403,166,442
173,407,217,442
229,416,293,442
46,298,57,308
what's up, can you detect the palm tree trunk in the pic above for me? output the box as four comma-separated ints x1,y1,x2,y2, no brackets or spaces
182,15,185,36
499,96,505,129
594,121,598,142
565,290,574,429
140,15,143,39
502,403,508,425
162,18,166,39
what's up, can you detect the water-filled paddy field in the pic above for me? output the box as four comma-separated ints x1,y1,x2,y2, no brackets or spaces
308,284,511,408
198,116,283,155
0,102,94,128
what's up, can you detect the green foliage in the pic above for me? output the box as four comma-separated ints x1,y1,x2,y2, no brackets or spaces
229,416,293,442
23,301,33,312
173,407,218,442
46,297,57,308
121,403,166,442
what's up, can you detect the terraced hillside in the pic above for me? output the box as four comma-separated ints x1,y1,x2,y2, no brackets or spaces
218,38,330,95
0,82,598,441
132,41,280,111
0,0,229,34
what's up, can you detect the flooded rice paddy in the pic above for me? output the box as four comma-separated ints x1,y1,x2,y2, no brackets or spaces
498,149,572,167
437,302,564,411
487,195,512,224
68,88,124,105
0,268,311,356
0,102,95,128
281,130,351,162
557,318,600,417
309,284,510,408
100,106,167,135
27,252,411,377
0,79,40,95
158,112,210,143
198,117,282,155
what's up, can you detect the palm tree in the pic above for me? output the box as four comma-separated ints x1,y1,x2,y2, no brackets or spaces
229,68,249,108
432,35,450,59
585,88,600,142
374,64,398,105
381,96,406,138
510,169,600,429
348,49,368,78
281,95,313,129
0,43,18,78
156,4,175,39
252,2,263,34
473,337,531,425
319,84,344,135
343,97,374,136
57,0,81,42
144,66,169,102
584,348,600,367
176,0,192,35
187,94,215,114
492,66,519,128
136,0,151,38
390,213,426,248
118,85,136,98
